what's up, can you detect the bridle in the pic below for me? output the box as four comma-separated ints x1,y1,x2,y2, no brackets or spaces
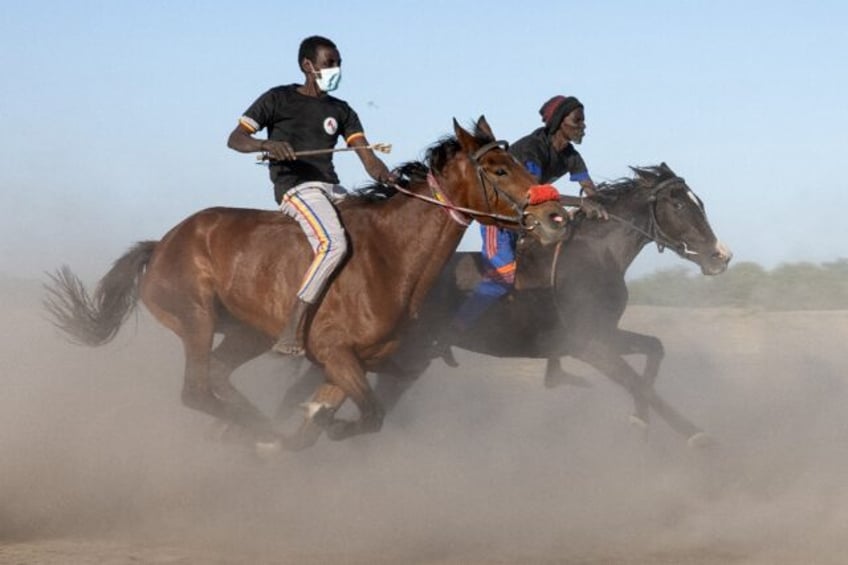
548,175,705,289
389,139,543,228
469,140,530,224
606,176,704,259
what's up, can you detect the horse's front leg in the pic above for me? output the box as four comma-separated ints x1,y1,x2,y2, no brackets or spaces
544,357,593,389
610,329,665,389
279,383,346,451
576,339,652,428
274,361,323,424
604,329,664,425
587,331,711,447
317,351,384,441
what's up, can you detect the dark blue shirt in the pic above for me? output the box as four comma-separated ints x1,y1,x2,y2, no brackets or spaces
508,127,590,184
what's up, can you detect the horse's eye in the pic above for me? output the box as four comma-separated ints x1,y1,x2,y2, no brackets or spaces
494,168,508,177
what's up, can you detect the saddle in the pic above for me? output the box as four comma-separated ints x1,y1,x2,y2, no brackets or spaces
451,233,567,294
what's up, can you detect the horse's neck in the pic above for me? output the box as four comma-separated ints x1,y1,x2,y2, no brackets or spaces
355,188,467,317
406,212,467,318
575,197,653,274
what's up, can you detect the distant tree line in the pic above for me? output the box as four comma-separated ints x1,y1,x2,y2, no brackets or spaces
628,259,848,310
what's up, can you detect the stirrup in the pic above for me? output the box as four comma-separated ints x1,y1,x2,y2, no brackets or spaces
272,298,311,356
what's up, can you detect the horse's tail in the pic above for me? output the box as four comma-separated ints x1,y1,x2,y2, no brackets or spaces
44,241,158,346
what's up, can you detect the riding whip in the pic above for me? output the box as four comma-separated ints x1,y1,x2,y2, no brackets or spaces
256,142,392,163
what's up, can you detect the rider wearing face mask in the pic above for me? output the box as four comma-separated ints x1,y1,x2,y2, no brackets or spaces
227,35,395,356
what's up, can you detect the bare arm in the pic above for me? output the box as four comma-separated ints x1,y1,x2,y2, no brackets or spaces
559,179,608,220
578,178,598,197
227,123,297,160
350,135,394,183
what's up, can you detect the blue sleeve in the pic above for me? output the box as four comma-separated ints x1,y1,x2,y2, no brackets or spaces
567,149,590,183
479,225,517,268
524,160,542,179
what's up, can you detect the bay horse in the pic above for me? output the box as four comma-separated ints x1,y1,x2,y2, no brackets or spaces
279,163,732,447
45,117,569,451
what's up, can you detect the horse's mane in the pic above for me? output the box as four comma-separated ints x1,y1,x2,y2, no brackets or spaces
348,161,429,202
563,164,676,226
426,123,493,174
592,165,676,204
349,124,493,203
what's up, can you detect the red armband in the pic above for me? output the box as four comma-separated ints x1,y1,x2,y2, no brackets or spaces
526,184,560,205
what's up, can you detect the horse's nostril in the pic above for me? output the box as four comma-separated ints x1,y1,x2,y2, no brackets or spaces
712,250,731,263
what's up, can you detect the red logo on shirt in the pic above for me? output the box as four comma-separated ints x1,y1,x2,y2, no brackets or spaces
323,117,338,135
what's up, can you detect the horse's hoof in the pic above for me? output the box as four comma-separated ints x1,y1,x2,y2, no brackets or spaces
206,421,255,445
254,439,283,460
301,402,336,428
205,420,231,442
544,370,593,389
687,432,717,450
629,414,649,430
442,348,459,368
326,421,348,441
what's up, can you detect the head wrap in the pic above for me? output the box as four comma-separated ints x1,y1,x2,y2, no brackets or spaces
539,95,583,134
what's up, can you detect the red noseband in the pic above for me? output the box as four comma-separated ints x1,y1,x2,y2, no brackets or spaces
526,184,560,205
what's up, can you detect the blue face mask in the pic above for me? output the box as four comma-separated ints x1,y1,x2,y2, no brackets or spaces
315,66,342,92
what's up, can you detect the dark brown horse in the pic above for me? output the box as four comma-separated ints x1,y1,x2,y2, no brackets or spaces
279,163,733,447
45,117,568,451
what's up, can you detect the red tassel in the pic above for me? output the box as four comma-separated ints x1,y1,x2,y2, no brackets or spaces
527,184,560,205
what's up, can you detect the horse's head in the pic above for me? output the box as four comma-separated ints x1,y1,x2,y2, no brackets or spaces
632,163,732,275
429,116,567,245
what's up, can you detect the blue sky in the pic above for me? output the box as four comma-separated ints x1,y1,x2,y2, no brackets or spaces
2,1,846,279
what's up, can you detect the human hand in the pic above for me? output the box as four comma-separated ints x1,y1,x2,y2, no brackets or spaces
261,140,297,161
580,198,608,220
379,169,400,185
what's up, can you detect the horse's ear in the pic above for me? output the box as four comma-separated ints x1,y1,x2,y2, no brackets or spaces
659,162,675,175
630,166,659,184
475,115,495,142
454,118,479,153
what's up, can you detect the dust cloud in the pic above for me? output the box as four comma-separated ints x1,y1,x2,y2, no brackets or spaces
1,276,847,564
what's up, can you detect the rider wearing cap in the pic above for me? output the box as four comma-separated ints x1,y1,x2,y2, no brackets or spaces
447,95,607,341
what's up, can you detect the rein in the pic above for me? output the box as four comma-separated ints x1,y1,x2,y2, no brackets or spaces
388,176,522,225
547,175,699,290
387,139,534,227
470,140,528,223
388,180,520,226
606,176,701,258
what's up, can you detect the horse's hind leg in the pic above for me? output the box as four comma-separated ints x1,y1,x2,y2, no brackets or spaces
207,325,279,442
171,310,277,443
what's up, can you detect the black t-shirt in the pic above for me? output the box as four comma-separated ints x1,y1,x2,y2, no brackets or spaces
239,84,364,198
508,127,590,184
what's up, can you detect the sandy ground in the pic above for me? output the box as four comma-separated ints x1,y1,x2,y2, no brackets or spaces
2,279,847,564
